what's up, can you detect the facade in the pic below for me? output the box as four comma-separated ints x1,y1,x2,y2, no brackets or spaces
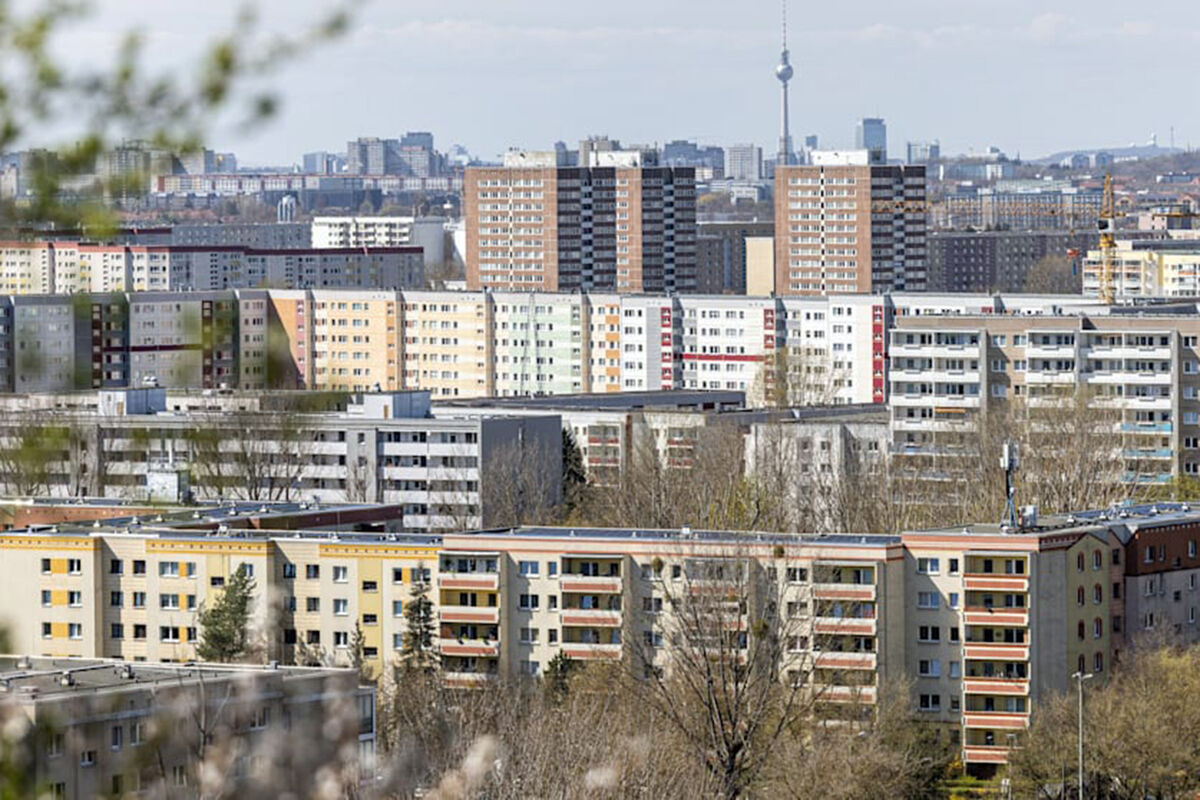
928,230,1097,293
1082,240,1200,299
887,310,1200,487
696,220,774,294
0,241,424,294
0,388,563,530
8,502,1200,776
724,144,763,181
774,160,928,295
855,117,888,164
939,186,1103,231
464,160,698,293
311,216,447,267
1,657,373,800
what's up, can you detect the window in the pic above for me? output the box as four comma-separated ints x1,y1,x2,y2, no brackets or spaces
47,732,63,757
67,590,81,607
918,694,940,712
1077,553,1085,572
948,558,960,575
80,749,96,767
159,594,179,610
110,591,123,607
519,627,539,644
1093,618,1103,638
133,624,146,640
547,562,558,577
392,600,403,616
363,614,378,626
362,581,378,593
917,557,940,574
1094,584,1103,604
133,560,146,575
1078,621,1085,640
333,599,349,616
110,559,123,575
786,567,809,583
918,625,940,643
282,563,296,579
519,561,539,576
111,725,123,750
68,623,82,640
949,661,961,679
172,765,187,787
1094,652,1104,672
1191,541,1198,559
251,707,269,730
40,558,50,574
1077,586,1085,606
948,592,959,608
159,561,179,577
918,659,941,677
41,622,51,639
393,633,404,649
130,721,144,745
307,565,320,580
334,631,349,648
518,594,539,610
333,566,348,583
67,559,81,575
160,626,180,642
548,629,559,644
210,576,225,587
237,563,254,578
40,590,51,607
111,623,124,639
1112,548,1121,566
917,591,940,609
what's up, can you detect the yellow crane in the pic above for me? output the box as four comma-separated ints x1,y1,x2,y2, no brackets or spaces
1097,173,1117,304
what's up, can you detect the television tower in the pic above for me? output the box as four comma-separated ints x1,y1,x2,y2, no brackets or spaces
775,0,794,167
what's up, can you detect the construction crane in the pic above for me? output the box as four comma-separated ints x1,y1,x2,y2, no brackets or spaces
1097,173,1117,304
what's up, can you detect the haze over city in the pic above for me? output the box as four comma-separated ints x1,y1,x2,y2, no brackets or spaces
45,0,1200,164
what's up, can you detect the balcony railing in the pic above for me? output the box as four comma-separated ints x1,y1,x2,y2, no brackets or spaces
963,642,1030,662
963,677,1030,696
439,606,500,624
963,607,1028,627
560,609,622,627
963,711,1029,730
560,642,622,660
438,573,500,591
813,616,877,636
963,744,1015,765
813,651,877,671
962,574,1029,593
811,583,876,601
439,638,499,658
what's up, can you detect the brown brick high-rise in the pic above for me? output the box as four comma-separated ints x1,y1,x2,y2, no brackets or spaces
465,164,697,293
774,163,926,295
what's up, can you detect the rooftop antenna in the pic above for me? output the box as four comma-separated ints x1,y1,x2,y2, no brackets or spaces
1000,442,1020,530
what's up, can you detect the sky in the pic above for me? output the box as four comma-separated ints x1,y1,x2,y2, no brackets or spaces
37,0,1200,166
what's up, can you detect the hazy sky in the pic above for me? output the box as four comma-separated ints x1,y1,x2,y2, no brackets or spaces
43,0,1200,165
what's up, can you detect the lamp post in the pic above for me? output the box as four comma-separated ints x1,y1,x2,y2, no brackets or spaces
1072,670,1093,799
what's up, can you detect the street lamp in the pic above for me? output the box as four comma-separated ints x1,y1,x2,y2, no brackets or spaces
1072,671,1093,799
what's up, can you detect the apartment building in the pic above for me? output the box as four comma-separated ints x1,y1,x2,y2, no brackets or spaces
11,502,1200,775
399,291,492,398
311,216,446,266
2,657,373,800
774,155,927,295
928,230,1097,293
464,155,698,293
0,389,562,531
939,186,1102,231
490,292,587,396
0,241,425,294
888,309,1200,487
1083,239,1200,299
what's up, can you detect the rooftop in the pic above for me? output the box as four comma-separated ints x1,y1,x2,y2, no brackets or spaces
0,657,353,701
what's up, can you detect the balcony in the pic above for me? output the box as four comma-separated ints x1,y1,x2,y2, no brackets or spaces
560,576,622,593
963,677,1030,696
561,642,622,660
439,606,500,624
814,684,877,704
813,617,876,636
439,638,499,658
963,607,1028,627
813,651,877,670
561,607,622,626
444,672,497,688
963,745,1015,765
812,583,876,602
963,642,1030,662
1118,422,1172,434
963,711,1029,730
1122,448,1173,460
962,574,1029,593
438,574,499,591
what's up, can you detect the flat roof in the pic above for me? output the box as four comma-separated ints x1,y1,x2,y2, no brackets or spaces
456,526,901,548
0,657,353,700
435,389,745,411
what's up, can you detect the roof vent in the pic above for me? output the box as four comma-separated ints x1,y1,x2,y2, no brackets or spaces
681,526,693,539
15,656,31,670
120,664,134,680
59,671,75,687
1184,503,1192,512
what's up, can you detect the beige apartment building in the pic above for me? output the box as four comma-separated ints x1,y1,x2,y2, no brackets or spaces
774,158,927,295
7,502,1200,776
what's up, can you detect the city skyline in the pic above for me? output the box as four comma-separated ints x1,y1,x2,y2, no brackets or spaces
37,0,1198,166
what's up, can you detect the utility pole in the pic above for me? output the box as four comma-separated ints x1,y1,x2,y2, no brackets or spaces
1073,670,1093,799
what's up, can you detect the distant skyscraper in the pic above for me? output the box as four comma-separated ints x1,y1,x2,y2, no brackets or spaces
775,1,794,168
725,144,763,181
906,141,940,165
856,118,887,164
277,194,297,223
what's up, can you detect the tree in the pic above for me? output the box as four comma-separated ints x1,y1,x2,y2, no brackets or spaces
1024,254,1082,294
753,345,849,408
350,620,371,682
543,651,576,704
197,565,255,663
627,542,817,799
401,572,438,671
561,427,587,514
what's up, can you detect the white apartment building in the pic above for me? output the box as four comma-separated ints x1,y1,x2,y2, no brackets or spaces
312,216,446,266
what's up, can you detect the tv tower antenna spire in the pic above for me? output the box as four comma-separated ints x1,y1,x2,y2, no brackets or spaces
775,0,794,168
